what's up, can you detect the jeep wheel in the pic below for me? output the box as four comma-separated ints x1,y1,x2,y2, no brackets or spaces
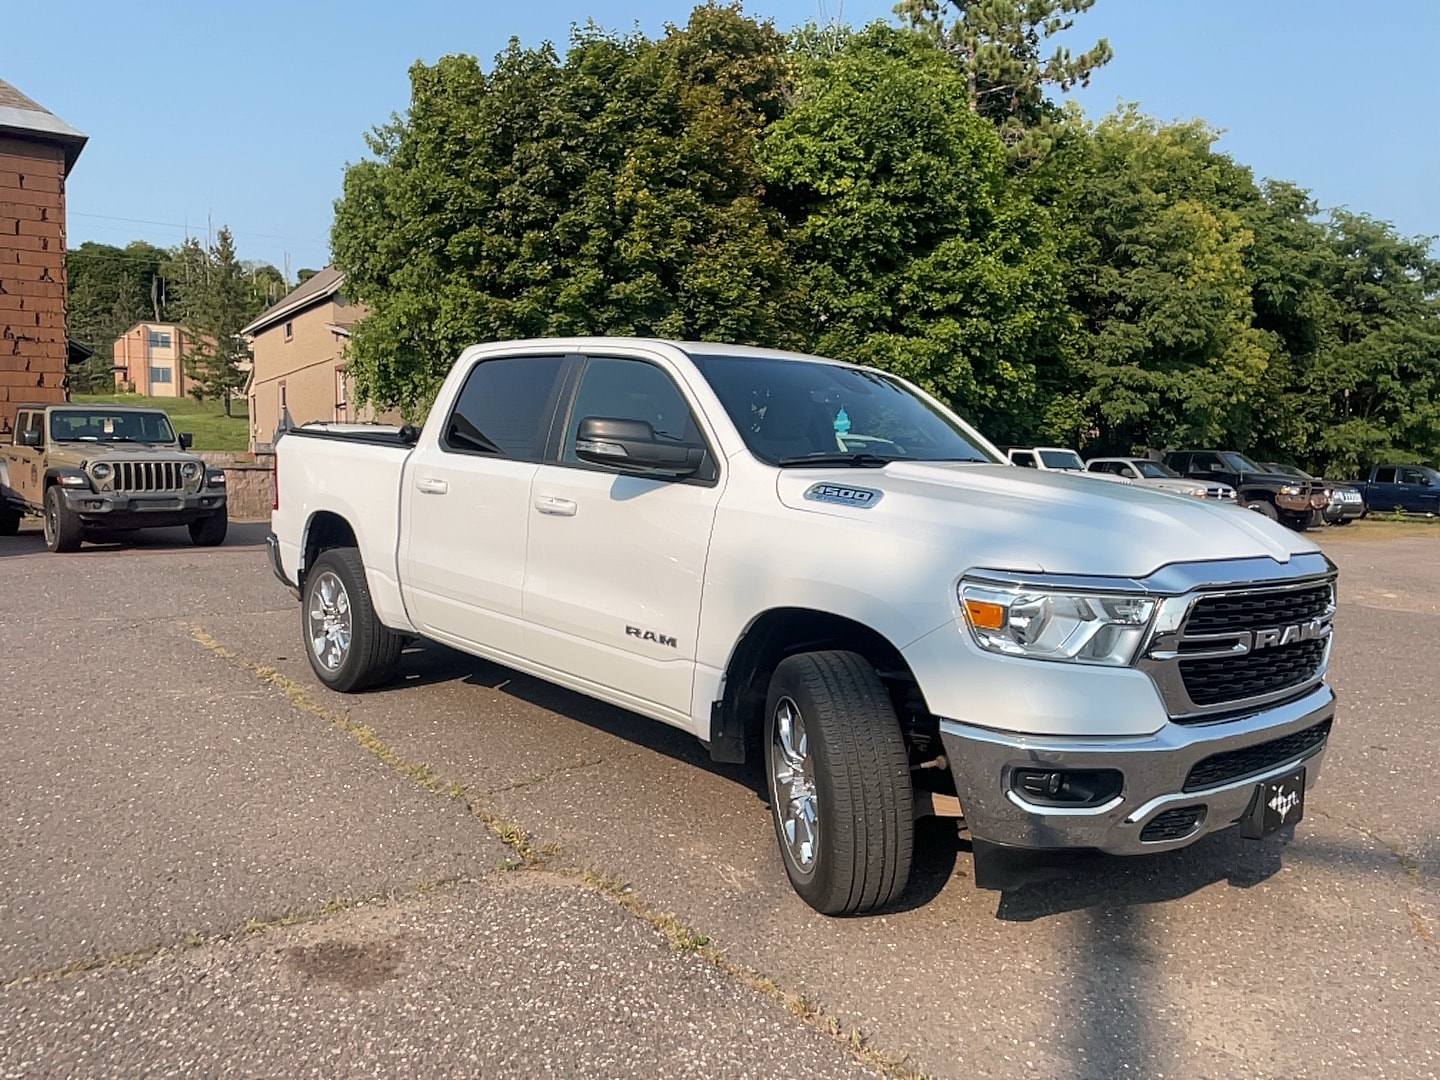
764,650,914,916
189,506,228,547
0,507,20,536
302,547,403,692
43,486,83,552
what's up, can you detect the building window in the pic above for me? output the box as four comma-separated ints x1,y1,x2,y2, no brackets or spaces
335,367,347,412
284,321,293,342
149,366,173,384
147,330,172,349
279,382,287,413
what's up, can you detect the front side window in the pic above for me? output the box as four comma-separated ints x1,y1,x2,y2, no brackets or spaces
1133,460,1178,479
442,355,566,460
1220,452,1262,473
561,357,708,466
1011,452,1036,468
690,353,999,467
48,410,175,443
1401,467,1430,485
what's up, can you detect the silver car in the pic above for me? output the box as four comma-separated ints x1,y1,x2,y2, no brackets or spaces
1086,457,1238,501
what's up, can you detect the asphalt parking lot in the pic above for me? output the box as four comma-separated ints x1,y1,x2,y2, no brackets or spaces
1,520,1436,1078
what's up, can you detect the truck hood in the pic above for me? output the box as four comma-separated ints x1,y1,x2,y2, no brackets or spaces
776,462,1316,578
50,442,197,464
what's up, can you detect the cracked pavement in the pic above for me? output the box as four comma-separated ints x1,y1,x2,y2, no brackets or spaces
2,520,1437,1078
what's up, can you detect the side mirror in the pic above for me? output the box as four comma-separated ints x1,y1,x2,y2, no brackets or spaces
574,417,704,478
19,429,41,448
1208,463,1224,472
178,432,194,449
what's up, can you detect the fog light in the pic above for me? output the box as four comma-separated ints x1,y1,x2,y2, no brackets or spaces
1012,768,1123,808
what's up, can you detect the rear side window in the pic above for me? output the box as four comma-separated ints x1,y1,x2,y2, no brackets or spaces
442,355,566,460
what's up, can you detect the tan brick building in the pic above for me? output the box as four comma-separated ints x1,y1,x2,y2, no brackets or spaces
0,78,86,433
111,320,193,396
242,268,395,453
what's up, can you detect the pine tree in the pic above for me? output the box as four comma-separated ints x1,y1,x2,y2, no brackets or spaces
178,228,253,416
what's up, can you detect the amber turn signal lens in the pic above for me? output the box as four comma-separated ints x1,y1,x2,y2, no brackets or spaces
964,598,1006,630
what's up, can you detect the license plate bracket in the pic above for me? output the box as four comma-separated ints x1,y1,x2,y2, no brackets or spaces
1240,766,1306,839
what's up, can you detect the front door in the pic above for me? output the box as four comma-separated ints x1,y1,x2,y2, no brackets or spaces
523,354,723,723
3,410,44,505
400,353,569,657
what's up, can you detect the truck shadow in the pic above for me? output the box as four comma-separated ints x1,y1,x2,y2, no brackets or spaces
0,520,269,557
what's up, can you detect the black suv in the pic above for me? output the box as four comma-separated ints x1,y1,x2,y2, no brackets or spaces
1163,450,1327,531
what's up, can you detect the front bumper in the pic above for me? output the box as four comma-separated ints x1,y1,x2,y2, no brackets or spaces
940,684,1333,860
60,487,226,529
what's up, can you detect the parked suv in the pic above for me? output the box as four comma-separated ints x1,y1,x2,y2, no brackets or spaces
1,403,228,551
1163,450,1327,531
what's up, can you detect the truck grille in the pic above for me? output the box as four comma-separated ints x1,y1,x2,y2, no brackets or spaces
114,460,185,492
1180,638,1328,706
1183,718,1331,792
1184,584,1333,635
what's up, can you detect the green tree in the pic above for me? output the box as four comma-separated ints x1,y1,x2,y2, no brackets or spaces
895,0,1112,161
66,240,173,391
759,25,1068,441
175,228,256,416
334,4,796,416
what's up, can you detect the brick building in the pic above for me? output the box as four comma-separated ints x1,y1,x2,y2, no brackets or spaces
0,78,86,433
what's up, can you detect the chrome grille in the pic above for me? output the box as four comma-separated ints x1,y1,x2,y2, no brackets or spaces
1141,577,1335,721
114,460,185,492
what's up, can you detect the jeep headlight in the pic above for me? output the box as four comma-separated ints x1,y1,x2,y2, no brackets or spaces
1280,484,1302,496
90,462,112,481
959,580,1157,666
181,462,202,482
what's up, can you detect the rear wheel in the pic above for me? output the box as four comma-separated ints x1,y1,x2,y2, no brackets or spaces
302,547,402,692
764,650,914,916
189,506,228,546
43,486,83,552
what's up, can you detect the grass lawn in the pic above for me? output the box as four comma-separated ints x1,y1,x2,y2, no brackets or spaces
71,393,250,453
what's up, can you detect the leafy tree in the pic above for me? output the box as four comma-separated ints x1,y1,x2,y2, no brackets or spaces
895,0,1112,160
759,24,1068,441
334,4,796,416
66,241,172,391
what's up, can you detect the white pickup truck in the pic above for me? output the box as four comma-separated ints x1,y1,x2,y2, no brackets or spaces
268,338,1337,914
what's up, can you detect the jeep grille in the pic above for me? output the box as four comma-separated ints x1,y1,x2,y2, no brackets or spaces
114,460,185,492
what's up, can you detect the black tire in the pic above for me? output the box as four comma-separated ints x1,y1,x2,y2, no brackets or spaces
1332,518,1353,527
1244,499,1279,522
301,546,402,692
0,507,20,536
189,506,228,546
43,486,83,552
764,650,914,916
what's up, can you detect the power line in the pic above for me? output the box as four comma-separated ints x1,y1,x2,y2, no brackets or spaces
69,211,330,248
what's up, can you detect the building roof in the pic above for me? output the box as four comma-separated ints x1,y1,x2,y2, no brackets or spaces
240,267,346,337
0,78,87,175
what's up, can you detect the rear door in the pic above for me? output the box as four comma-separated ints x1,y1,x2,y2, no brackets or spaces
400,353,570,656
522,352,723,722
1369,467,1401,510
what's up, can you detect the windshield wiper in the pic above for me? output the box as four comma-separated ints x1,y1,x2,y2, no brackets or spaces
775,453,900,468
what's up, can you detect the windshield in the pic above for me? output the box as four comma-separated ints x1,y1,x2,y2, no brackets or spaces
1220,451,1264,473
688,354,1001,467
1133,460,1179,478
1039,449,1085,470
49,409,176,443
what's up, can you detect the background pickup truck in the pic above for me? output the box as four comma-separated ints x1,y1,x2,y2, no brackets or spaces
269,338,1338,914
1163,449,1328,531
1349,464,1440,515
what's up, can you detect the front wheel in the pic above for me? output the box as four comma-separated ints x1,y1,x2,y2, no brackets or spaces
301,547,403,692
189,506,228,546
764,650,914,916
1244,499,1279,522
43,486,83,552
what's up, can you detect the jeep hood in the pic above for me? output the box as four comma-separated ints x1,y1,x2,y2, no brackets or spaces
776,462,1317,578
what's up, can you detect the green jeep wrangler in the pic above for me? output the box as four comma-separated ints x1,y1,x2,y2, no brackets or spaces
1,403,228,552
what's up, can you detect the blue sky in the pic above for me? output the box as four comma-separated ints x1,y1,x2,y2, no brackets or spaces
4,0,1435,275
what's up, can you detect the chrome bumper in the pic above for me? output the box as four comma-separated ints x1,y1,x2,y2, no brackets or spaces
940,684,1334,859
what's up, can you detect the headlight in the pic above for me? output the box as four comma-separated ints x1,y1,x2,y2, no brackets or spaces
181,462,202,481
90,462,112,481
1280,484,1302,496
1182,485,1207,498
959,580,1157,666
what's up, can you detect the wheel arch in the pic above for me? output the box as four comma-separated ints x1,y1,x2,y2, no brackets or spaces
299,509,360,590
706,606,926,765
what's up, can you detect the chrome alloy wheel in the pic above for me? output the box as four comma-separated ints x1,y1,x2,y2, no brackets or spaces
307,571,352,671
771,695,819,873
